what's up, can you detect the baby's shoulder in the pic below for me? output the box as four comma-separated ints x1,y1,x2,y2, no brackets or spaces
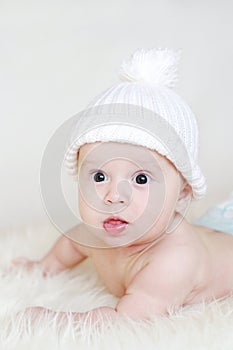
127,240,199,290
148,242,200,276
126,243,200,307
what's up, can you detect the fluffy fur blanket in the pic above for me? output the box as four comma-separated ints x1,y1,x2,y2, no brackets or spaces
1,223,233,350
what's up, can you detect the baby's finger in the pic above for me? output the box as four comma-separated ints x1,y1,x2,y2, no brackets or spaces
6,257,37,274
11,257,31,265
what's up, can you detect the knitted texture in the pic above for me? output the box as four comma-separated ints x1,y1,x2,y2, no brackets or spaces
65,48,206,200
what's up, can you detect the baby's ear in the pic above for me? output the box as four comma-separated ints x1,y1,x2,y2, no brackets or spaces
180,180,192,198
176,181,192,213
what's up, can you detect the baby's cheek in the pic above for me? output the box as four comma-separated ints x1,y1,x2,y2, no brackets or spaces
129,183,167,224
129,188,150,218
79,207,100,227
78,196,92,221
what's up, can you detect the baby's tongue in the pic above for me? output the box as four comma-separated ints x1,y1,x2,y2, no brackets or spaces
103,219,128,234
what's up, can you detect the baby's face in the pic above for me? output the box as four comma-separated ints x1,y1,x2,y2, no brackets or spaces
77,141,184,247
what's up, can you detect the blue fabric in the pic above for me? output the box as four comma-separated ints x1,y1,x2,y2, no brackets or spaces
194,192,233,235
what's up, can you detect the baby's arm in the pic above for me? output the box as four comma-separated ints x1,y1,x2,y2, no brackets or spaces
115,247,198,319
11,234,87,275
22,247,198,324
40,234,87,274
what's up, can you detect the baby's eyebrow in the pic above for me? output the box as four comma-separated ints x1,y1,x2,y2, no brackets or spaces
81,160,96,166
81,159,161,171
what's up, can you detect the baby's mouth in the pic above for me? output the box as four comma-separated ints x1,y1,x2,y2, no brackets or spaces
103,216,129,235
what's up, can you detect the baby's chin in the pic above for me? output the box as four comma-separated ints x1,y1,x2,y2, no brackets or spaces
76,219,163,249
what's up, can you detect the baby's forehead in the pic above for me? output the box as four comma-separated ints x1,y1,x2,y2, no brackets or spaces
78,141,168,169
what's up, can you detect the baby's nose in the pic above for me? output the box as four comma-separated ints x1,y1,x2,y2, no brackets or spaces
104,179,131,205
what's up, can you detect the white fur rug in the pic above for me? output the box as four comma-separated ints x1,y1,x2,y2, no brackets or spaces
1,223,233,350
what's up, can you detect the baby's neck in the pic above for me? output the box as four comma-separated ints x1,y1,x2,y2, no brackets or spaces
122,215,192,255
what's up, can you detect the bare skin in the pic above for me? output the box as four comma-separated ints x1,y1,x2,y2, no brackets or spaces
11,222,233,319
10,142,233,320
72,222,233,309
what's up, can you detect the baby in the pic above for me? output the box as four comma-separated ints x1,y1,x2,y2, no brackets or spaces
11,48,233,322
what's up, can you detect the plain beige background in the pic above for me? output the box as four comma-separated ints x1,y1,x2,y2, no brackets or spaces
0,0,233,230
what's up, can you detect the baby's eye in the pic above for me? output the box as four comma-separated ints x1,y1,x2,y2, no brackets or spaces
92,171,107,182
133,173,150,185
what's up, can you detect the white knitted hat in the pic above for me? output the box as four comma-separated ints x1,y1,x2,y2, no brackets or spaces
65,48,206,200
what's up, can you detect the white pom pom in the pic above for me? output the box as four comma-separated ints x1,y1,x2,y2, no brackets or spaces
118,48,181,88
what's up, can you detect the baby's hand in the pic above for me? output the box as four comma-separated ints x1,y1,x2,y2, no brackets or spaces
7,256,42,274
7,255,66,277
